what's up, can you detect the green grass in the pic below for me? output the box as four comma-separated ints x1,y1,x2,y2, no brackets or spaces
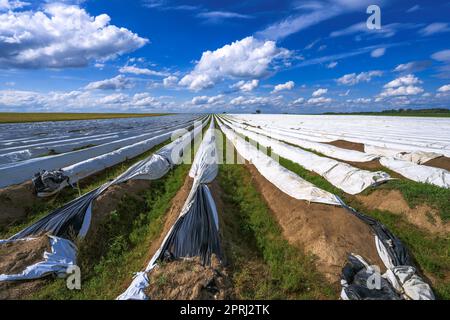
0,112,172,123
32,164,191,300
218,164,336,299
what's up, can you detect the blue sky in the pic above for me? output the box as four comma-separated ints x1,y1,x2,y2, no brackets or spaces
0,0,450,113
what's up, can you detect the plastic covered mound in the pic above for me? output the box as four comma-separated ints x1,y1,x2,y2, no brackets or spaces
145,256,232,300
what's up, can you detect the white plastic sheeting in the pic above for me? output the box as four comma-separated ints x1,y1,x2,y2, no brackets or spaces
218,118,341,205
222,118,390,195
374,236,435,300
228,114,450,157
0,118,201,188
61,121,200,185
0,235,77,281
223,117,379,163
379,157,450,188
226,115,450,189
117,120,219,300
364,145,442,164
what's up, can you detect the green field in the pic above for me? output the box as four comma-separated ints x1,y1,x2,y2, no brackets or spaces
0,112,172,124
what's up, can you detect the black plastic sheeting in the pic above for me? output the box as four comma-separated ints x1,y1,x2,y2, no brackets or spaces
32,169,70,194
340,200,411,266
10,187,101,240
339,200,420,299
342,254,401,300
156,184,222,266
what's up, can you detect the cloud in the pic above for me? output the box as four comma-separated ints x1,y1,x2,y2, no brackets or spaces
419,23,450,36
379,74,424,98
336,70,383,85
85,75,133,90
0,88,167,111
379,86,424,97
394,60,431,73
330,22,421,39
312,88,327,97
191,94,225,106
406,5,420,13
437,84,450,93
197,11,252,22
179,36,290,91
230,96,284,108
0,3,148,69
307,96,332,105
257,0,374,40
231,79,259,92
272,81,295,93
431,50,450,62
0,0,28,11
347,98,371,104
162,75,179,88
371,48,386,58
119,65,168,77
384,74,421,88
326,61,338,69
291,97,305,105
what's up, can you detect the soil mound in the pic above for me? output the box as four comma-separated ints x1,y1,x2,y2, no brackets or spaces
325,140,365,152
357,189,449,234
145,256,232,300
0,235,50,275
423,156,450,172
245,163,384,282
0,182,38,229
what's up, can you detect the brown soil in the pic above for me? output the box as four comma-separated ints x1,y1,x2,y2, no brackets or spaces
0,235,50,275
245,163,385,282
423,156,450,172
0,182,39,229
0,235,51,300
145,255,232,300
86,179,152,242
325,140,365,152
357,189,449,234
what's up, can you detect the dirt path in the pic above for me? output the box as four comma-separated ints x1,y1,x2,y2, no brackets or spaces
244,163,384,283
356,189,450,234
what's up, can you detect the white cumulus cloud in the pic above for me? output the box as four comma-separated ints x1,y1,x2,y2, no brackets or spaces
179,36,290,91
307,96,332,105
312,88,327,97
231,79,259,92
85,75,133,90
336,70,383,85
272,81,294,93
379,74,424,98
0,3,148,68
437,84,450,93
119,65,168,77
